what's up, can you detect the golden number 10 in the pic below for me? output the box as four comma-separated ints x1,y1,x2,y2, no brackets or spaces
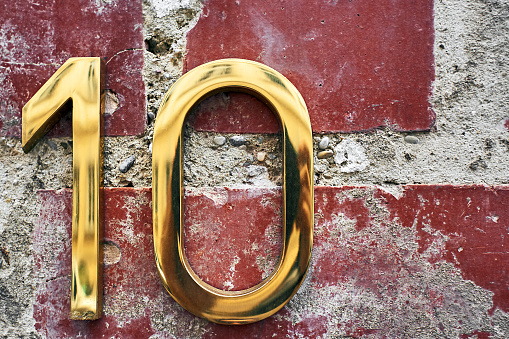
22,58,313,324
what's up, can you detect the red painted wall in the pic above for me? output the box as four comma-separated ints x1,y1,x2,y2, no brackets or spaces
186,0,435,133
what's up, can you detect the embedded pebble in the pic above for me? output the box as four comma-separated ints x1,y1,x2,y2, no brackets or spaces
104,90,119,115
46,140,58,151
317,150,334,159
247,165,266,177
322,172,333,179
119,155,136,173
319,136,330,150
103,241,121,265
315,163,327,173
213,136,226,146
230,135,246,146
404,135,419,144
147,112,155,123
257,152,267,162
268,153,276,160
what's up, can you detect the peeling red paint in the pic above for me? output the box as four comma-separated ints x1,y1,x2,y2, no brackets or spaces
0,64,57,137
0,0,145,137
460,331,492,339
189,93,281,134
34,278,157,338
34,186,508,337
33,188,283,336
185,187,282,290
377,185,509,313
204,310,328,339
34,189,72,279
185,0,435,133
34,189,158,338
104,50,146,136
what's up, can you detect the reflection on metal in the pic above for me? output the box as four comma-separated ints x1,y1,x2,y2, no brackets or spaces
152,59,313,324
22,57,105,320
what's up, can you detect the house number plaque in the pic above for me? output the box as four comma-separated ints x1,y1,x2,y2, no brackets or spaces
23,58,313,324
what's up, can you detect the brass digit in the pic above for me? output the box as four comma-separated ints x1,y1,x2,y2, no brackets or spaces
152,59,313,324
22,57,105,320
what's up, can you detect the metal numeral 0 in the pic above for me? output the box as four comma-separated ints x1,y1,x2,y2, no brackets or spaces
153,59,313,324
22,57,105,320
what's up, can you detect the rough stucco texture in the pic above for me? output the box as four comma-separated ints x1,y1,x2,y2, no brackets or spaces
1,0,509,338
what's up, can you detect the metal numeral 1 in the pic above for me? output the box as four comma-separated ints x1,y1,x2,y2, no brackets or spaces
22,57,105,320
153,59,313,324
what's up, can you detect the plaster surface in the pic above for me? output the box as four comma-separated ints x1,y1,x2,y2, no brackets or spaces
0,0,508,337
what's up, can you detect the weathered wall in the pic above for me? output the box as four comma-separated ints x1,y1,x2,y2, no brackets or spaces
1,0,508,337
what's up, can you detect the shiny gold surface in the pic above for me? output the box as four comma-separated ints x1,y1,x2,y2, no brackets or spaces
22,58,105,320
153,59,313,324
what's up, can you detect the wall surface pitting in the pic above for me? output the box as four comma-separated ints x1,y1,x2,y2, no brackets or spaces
0,0,508,338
